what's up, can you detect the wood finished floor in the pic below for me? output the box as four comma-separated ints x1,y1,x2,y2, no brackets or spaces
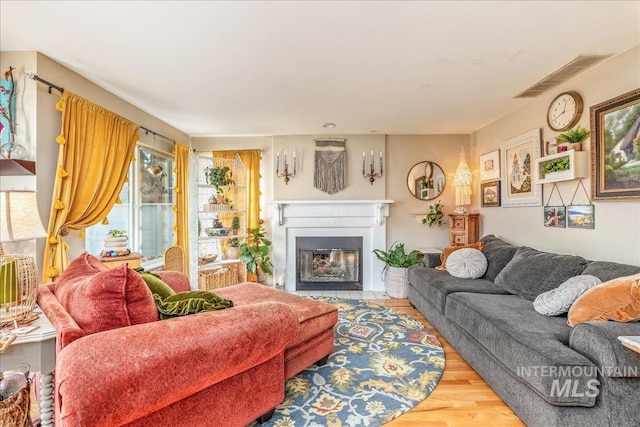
367,298,525,427
30,298,525,426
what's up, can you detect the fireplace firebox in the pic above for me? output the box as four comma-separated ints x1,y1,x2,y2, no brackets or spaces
296,236,363,291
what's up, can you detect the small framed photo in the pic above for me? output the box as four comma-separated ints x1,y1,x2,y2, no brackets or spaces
501,129,542,207
479,150,501,181
544,206,566,228
481,180,501,207
567,205,595,229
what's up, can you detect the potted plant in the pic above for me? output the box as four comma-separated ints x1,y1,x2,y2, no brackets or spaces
557,125,590,151
225,238,241,260
230,214,240,235
239,226,273,284
422,201,447,229
372,242,422,298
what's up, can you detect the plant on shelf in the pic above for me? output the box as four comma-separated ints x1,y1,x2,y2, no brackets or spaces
541,156,570,176
225,237,241,260
557,125,590,144
422,200,447,229
373,242,422,298
231,214,240,234
106,229,127,238
239,226,273,283
205,165,234,195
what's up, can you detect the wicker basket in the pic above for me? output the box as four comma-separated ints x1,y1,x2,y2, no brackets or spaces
384,266,410,298
0,374,31,427
198,267,239,290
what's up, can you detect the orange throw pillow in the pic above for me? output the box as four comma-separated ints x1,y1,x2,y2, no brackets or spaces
435,242,485,271
568,272,640,327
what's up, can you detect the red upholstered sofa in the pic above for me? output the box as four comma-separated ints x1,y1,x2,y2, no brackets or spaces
36,254,301,426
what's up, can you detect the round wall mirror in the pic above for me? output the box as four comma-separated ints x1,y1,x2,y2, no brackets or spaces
407,161,446,200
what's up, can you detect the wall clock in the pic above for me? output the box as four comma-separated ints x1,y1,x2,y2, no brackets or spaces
547,91,584,131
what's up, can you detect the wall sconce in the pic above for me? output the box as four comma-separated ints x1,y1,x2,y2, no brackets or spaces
454,147,472,213
276,150,296,184
362,150,383,185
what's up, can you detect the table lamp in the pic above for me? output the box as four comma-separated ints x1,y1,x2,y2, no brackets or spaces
0,190,47,328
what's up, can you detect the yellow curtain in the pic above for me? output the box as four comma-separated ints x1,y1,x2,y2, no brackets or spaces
43,91,139,282
173,143,191,276
212,149,262,229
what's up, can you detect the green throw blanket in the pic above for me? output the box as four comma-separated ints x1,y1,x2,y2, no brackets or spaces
138,272,233,320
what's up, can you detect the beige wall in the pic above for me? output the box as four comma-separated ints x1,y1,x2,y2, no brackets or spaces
385,135,470,250
473,46,640,265
1,51,190,269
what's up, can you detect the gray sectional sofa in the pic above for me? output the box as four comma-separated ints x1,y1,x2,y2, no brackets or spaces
408,235,640,427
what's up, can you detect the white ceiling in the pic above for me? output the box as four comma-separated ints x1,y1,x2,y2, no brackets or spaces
1,1,639,136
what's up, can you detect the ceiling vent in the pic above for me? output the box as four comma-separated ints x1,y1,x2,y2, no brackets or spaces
515,54,612,98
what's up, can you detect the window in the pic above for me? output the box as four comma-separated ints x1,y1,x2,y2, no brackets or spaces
86,146,175,262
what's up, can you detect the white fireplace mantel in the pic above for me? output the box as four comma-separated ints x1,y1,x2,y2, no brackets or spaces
267,200,393,292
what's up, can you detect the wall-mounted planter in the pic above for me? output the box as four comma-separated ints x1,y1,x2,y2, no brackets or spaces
534,150,588,184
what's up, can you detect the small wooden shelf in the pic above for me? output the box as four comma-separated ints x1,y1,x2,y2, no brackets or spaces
534,150,588,184
0,159,35,175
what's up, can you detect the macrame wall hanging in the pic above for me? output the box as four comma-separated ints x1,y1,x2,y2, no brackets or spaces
314,139,347,194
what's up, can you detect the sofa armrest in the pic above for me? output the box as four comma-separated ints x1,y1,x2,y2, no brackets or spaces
570,321,640,378
56,302,298,427
37,285,86,351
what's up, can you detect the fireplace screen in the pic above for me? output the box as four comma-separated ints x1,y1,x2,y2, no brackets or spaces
296,237,362,290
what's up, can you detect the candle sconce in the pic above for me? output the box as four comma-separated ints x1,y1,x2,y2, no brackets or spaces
362,150,383,185
276,150,296,184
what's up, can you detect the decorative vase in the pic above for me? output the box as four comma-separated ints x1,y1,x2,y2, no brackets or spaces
0,133,27,159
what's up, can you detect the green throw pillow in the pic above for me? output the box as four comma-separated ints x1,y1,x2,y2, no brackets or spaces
154,290,233,320
139,272,176,299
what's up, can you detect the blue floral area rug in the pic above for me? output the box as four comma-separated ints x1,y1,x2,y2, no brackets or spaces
253,298,445,427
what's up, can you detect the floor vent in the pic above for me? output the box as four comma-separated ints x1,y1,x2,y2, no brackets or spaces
515,54,612,98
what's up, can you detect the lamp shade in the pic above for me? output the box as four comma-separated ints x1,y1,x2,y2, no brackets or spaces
0,191,47,243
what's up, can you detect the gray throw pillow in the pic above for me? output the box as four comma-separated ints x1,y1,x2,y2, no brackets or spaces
533,275,602,316
494,246,588,301
446,248,488,279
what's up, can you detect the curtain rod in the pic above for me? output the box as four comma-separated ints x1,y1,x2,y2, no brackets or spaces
26,72,64,94
26,72,176,144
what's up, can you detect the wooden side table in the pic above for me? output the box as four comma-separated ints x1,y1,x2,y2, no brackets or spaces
447,213,480,246
0,309,56,426
99,252,143,269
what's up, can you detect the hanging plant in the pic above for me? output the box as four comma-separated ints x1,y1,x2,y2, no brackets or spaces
422,201,447,228
205,166,234,194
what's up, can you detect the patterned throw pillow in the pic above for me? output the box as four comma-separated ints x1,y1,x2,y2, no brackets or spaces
533,275,602,316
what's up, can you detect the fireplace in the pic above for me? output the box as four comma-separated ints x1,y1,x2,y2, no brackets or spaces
296,236,362,291
268,200,393,292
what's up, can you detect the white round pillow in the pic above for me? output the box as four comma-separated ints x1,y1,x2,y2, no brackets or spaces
446,248,488,279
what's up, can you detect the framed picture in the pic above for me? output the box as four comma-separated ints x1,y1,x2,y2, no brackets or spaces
481,180,501,207
590,88,640,201
500,129,542,207
479,150,501,181
567,205,595,229
543,205,566,228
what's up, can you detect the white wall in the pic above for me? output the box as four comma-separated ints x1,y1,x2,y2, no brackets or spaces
473,46,640,265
